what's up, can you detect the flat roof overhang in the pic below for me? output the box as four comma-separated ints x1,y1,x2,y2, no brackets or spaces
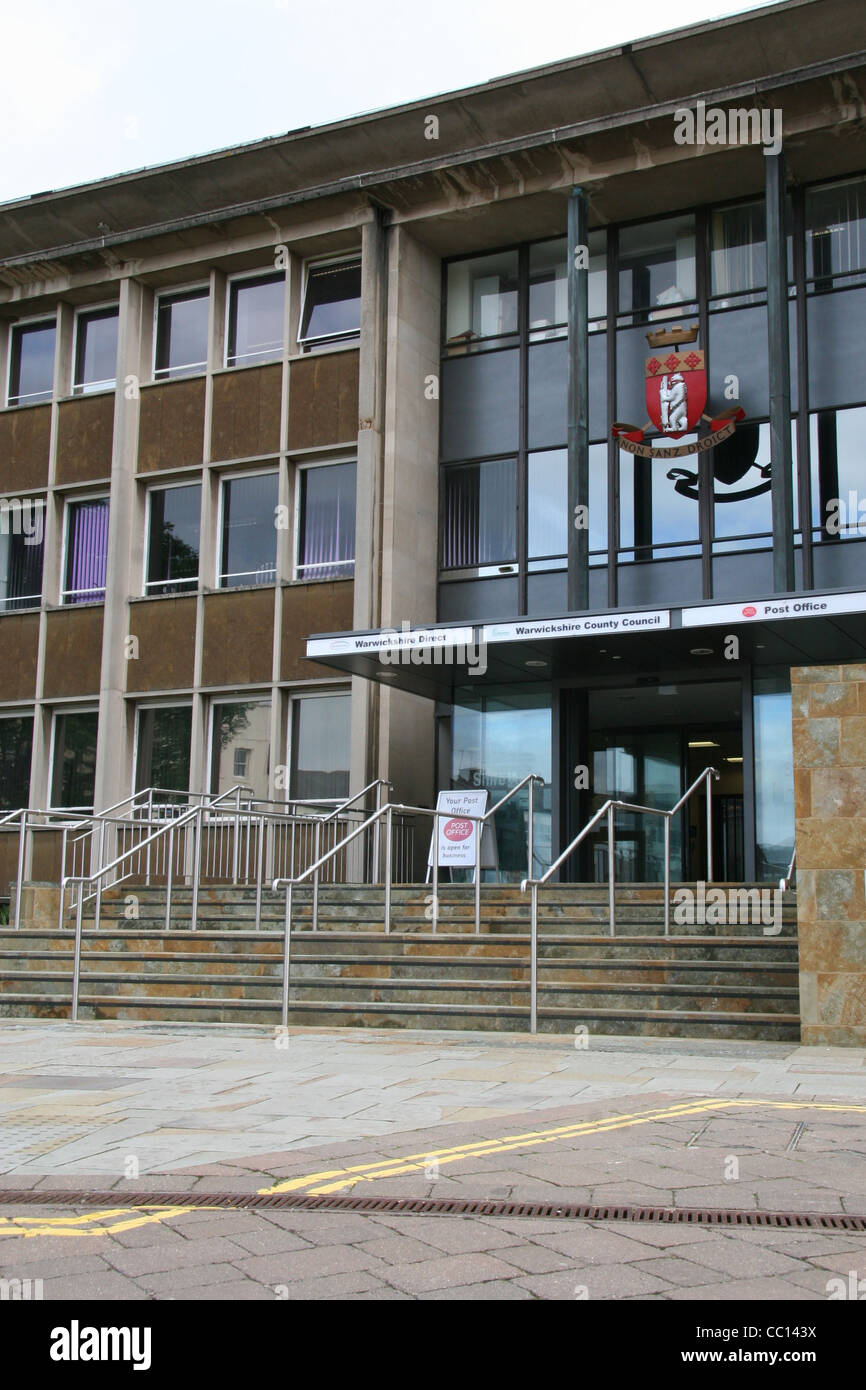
305,586,866,700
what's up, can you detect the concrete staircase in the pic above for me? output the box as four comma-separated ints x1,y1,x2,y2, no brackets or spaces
0,883,801,1039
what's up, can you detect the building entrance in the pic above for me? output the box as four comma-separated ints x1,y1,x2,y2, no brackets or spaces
561,680,744,883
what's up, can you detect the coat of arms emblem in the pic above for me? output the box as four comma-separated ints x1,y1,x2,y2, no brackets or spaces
612,324,743,459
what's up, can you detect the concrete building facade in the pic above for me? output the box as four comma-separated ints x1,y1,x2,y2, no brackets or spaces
1,0,866,1040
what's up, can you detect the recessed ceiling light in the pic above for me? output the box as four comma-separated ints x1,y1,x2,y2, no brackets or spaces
688,740,719,748
525,659,547,668
690,647,713,656
726,756,744,763
611,655,622,660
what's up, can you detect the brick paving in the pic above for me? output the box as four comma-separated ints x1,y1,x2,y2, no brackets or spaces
0,1019,864,1299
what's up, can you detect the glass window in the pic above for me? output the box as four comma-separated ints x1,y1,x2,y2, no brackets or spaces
450,689,552,879
713,421,799,553
618,215,696,322
0,500,44,611
527,445,607,570
806,177,866,284
811,406,866,540
146,484,201,594
52,710,98,808
753,674,795,882
63,498,109,603
620,441,700,559
710,201,766,300
211,699,271,800
445,251,519,351
299,260,361,349
73,308,118,394
528,232,607,340
155,289,209,378
0,715,33,810
296,462,356,580
227,273,284,367
8,320,55,406
135,706,192,793
290,693,351,802
441,458,517,570
220,473,278,587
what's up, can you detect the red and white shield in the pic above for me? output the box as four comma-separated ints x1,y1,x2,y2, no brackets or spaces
645,349,706,440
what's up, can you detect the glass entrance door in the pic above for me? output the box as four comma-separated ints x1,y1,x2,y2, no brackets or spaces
562,680,745,883
589,730,683,881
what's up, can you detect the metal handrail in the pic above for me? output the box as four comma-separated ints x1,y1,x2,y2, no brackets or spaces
272,775,546,1027
520,767,720,1033
63,784,255,1021
780,846,797,892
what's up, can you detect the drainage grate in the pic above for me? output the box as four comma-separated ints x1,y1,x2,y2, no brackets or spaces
0,1189,864,1230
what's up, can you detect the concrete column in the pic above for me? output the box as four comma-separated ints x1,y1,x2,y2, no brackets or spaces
92,277,145,811
376,224,441,811
349,210,388,797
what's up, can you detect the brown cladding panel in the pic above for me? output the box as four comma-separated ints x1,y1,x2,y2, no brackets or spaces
138,378,206,473
201,588,275,687
287,351,359,450
31,830,63,883
210,364,281,461
128,597,197,690
0,405,51,492
281,581,354,680
0,832,20,895
56,395,114,484
43,606,104,698
0,612,39,700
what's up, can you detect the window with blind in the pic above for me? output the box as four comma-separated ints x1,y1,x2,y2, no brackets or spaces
296,462,356,580
63,498,109,604
299,259,361,350
441,458,517,571
0,502,44,611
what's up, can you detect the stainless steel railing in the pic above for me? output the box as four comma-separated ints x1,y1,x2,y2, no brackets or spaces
520,766,720,1032
273,774,546,1026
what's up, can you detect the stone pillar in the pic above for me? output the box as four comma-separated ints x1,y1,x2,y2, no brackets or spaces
792,662,866,1046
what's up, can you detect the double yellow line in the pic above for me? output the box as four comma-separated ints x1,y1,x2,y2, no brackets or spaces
1,1097,863,1239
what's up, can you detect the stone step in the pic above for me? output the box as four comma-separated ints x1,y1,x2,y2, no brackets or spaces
0,993,801,1039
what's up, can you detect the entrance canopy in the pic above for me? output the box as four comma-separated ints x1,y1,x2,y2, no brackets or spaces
306,587,866,699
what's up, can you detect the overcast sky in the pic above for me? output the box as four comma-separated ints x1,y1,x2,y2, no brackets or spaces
0,0,779,203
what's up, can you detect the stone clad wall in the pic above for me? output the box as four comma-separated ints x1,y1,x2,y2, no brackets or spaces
792,663,866,1046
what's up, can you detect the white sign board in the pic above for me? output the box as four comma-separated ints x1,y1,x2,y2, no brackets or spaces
427,790,496,870
307,627,474,659
681,591,866,628
481,610,670,644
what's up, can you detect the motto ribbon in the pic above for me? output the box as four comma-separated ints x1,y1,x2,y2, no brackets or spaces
612,407,745,459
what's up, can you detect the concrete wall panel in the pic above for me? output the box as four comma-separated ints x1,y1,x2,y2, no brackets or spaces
287,351,359,450
210,364,281,461
128,597,197,690
202,588,275,687
43,606,104,698
0,405,51,492
56,395,114,484
138,378,206,472
0,612,39,700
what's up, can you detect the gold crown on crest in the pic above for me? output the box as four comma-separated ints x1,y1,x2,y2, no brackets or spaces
645,323,700,349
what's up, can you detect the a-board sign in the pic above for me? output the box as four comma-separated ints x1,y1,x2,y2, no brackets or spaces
427,789,497,870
